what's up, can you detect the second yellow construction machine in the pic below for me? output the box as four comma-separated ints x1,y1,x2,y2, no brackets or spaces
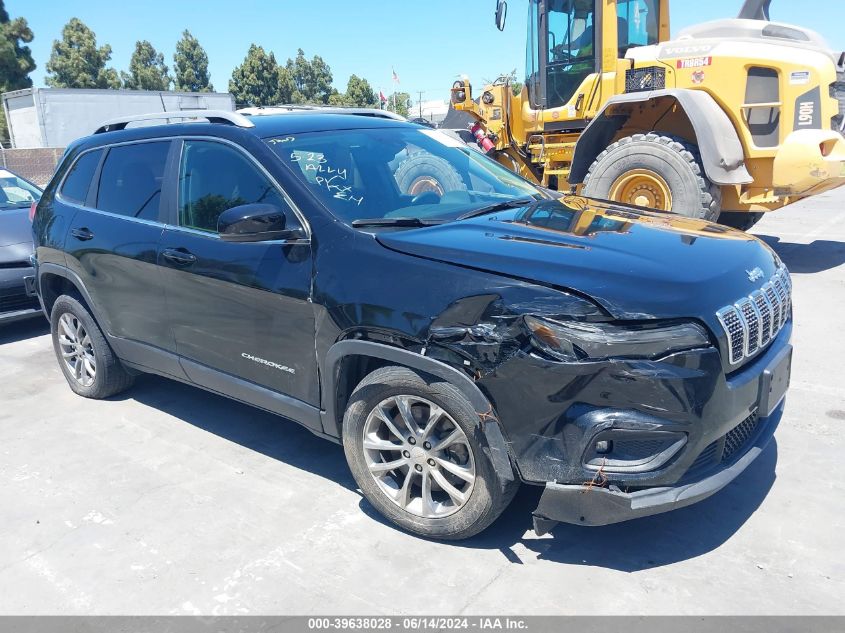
449,0,845,229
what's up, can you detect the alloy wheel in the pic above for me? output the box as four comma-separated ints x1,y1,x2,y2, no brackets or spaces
57,312,96,387
362,395,476,518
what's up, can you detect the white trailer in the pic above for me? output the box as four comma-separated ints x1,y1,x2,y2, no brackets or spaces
2,88,236,149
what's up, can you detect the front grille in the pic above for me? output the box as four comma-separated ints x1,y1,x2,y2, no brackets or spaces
682,411,762,481
0,294,39,313
0,261,32,270
716,267,792,365
723,411,760,462
625,67,666,93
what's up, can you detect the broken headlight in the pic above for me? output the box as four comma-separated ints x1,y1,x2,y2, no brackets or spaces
524,316,711,362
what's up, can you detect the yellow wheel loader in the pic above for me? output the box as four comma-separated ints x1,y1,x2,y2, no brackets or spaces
449,0,845,229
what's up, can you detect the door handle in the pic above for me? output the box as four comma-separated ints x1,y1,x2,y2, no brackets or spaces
70,227,94,241
162,248,197,266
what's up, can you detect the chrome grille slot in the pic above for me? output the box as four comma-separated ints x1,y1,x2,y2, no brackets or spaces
738,298,760,355
752,291,772,346
717,267,791,366
764,284,782,333
717,306,745,365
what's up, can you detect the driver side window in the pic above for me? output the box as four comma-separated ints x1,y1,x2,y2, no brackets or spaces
178,141,293,233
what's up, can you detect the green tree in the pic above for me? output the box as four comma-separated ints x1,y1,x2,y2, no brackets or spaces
122,40,171,91
327,88,346,106
229,44,282,107
173,30,213,92
0,1,36,142
277,66,295,104
505,69,523,97
387,91,412,118
343,74,377,108
285,48,333,104
45,18,120,89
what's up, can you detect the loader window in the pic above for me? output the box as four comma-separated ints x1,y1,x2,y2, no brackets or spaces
546,0,596,109
616,0,660,56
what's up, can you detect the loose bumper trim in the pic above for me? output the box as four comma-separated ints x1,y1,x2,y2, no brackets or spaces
532,400,783,534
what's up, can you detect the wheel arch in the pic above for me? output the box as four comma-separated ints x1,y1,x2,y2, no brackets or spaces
570,89,753,187
321,340,515,483
38,264,99,322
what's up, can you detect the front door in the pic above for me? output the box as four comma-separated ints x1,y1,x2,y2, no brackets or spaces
158,139,317,406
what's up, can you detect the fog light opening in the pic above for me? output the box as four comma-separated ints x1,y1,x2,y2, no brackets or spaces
595,440,613,455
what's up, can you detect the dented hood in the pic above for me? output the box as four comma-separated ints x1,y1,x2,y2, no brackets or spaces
375,199,781,320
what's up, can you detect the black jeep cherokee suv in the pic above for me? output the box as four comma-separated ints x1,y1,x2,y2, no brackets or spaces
32,111,792,539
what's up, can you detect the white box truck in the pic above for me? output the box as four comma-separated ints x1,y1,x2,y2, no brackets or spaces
2,88,236,148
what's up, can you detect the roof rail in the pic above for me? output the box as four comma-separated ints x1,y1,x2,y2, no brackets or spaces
237,104,406,122
93,110,255,134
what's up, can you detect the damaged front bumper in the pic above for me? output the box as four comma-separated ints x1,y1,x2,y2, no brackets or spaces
532,400,782,534
525,337,791,534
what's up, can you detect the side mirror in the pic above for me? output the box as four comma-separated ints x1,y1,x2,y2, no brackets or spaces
218,203,303,242
495,0,508,31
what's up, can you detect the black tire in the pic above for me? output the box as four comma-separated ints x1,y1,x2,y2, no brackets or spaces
718,211,764,232
394,153,466,198
582,133,721,221
50,294,134,399
342,366,519,540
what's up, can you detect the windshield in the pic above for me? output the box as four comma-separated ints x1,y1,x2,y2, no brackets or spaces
266,127,544,225
0,169,42,210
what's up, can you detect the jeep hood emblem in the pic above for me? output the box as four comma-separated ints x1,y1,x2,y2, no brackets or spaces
747,267,764,282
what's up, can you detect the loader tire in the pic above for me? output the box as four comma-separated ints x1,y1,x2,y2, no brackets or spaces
394,153,466,198
582,133,721,222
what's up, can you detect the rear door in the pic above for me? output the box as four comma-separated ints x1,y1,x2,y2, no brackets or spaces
64,140,177,369
158,138,318,406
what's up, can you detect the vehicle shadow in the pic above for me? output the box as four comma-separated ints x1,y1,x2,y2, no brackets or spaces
117,374,777,569
756,235,845,274
124,374,358,492
358,441,777,570
0,317,49,345
454,441,778,570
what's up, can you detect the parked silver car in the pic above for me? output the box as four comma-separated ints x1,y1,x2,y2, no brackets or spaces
1,169,42,324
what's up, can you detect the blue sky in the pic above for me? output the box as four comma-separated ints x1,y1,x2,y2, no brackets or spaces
10,1,845,103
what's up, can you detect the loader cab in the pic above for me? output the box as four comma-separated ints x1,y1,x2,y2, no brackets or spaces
522,0,663,111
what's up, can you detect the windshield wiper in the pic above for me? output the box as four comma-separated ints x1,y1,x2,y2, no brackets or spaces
456,197,538,221
351,217,447,228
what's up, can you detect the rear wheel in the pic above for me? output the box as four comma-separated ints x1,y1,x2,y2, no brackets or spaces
50,295,134,399
582,133,721,221
342,366,518,540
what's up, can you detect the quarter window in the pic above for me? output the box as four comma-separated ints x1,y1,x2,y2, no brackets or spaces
96,142,170,220
178,141,291,233
60,150,103,205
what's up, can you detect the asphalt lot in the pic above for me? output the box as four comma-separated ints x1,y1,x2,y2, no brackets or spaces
1,190,844,616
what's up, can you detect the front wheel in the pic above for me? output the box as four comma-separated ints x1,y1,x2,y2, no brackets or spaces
582,133,721,221
342,366,518,540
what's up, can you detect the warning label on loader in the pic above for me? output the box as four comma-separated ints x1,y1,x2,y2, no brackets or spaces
676,57,712,69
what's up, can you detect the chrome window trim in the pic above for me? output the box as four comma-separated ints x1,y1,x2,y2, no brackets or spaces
55,137,173,213
54,135,312,242
173,135,312,240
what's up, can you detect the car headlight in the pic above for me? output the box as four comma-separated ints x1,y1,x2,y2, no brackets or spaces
524,316,711,362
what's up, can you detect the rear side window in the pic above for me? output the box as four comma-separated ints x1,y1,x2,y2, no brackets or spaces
96,142,170,220
60,150,103,204
178,140,292,233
